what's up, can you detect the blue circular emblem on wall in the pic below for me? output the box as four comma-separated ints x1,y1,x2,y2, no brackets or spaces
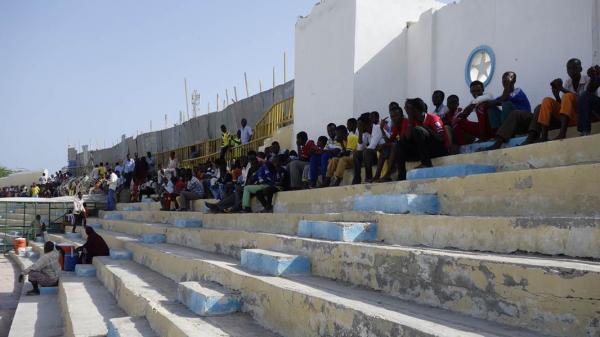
465,45,495,87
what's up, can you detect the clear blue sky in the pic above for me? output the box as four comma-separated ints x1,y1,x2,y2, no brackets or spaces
0,0,453,173
0,0,316,172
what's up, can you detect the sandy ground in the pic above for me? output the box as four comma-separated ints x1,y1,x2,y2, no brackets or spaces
0,255,21,337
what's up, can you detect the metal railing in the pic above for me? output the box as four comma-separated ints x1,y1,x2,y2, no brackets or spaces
156,97,294,168
0,200,104,253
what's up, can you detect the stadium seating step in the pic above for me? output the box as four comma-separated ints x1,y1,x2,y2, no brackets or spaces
177,281,241,316
297,220,377,242
240,249,311,276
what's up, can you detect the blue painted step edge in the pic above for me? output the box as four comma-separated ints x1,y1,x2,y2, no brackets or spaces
407,164,497,181
177,282,241,316
353,193,440,214
240,249,310,276
297,220,377,242
141,233,166,244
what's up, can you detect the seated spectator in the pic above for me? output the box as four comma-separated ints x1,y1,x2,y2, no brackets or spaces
255,155,290,212
578,64,600,135
327,120,357,186
209,159,229,200
432,90,449,119
160,176,179,211
378,103,409,182
288,132,317,190
179,171,204,211
75,226,109,264
241,155,285,212
352,113,376,184
395,98,449,180
452,81,495,145
18,241,60,296
310,123,340,187
444,95,462,127
524,58,593,144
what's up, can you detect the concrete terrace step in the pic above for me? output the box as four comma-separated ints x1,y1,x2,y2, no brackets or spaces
108,317,158,337
7,253,64,337
274,162,600,216
74,225,600,336
93,214,600,259
83,233,550,337
93,257,280,337
58,274,127,337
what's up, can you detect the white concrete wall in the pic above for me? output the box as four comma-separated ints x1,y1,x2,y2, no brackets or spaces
294,0,357,141
295,0,600,140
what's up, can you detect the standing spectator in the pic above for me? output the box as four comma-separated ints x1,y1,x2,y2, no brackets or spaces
220,125,233,159
114,162,123,176
98,162,106,179
146,152,156,177
166,151,178,178
106,168,118,211
39,173,48,186
31,183,40,198
72,192,85,233
131,157,149,202
123,154,135,187
90,165,100,180
179,171,204,211
239,118,253,145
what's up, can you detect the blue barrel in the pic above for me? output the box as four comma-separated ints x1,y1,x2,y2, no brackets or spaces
64,254,78,272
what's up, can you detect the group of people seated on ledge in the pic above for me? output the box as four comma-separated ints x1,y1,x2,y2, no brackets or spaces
156,58,598,213
18,225,109,296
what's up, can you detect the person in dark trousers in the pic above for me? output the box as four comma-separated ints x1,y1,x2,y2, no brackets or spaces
395,98,449,181
578,64,600,135
18,241,60,295
255,154,290,212
75,226,110,264
352,113,376,184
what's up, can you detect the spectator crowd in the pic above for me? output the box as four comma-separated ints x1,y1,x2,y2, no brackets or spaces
0,170,72,198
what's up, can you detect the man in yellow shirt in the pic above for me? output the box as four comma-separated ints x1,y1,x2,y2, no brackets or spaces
31,183,40,197
98,162,106,179
327,118,358,186
220,124,233,159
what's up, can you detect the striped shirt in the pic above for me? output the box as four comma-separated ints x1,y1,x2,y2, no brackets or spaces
24,250,61,280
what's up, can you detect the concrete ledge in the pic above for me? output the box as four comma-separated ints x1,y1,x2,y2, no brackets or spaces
407,164,496,181
107,317,157,337
75,264,97,277
39,286,59,295
65,232,82,240
141,233,166,244
297,220,377,242
177,281,241,316
110,249,133,260
353,193,440,214
123,206,142,212
105,213,124,220
460,136,527,153
173,219,203,228
240,249,310,276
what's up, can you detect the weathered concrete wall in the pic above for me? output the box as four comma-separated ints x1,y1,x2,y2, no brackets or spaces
76,81,294,166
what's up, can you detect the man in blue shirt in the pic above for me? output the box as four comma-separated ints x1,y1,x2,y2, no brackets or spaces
487,71,532,129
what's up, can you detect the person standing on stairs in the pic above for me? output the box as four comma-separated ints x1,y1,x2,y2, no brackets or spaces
18,241,60,296
72,192,86,233
106,168,118,211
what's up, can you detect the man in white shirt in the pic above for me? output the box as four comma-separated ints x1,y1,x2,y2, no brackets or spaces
107,168,118,211
39,173,48,185
123,154,135,187
166,151,178,179
19,241,61,295
72,192,85,233
239,118,253,145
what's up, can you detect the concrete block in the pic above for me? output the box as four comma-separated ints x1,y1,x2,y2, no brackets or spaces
297,220,377,242
109,249,133,260
460,136,526,153
141,233,166,244
87,223,103,230
35,236,44,243
407,164,497,181
173,218,203,228
123,206,142,211
39,286,58,295
65,232,82,240
107,317,158,337
177,281,241,316
75,264,97,277
104,213,124,220
353,193,440,214
241,249,310,276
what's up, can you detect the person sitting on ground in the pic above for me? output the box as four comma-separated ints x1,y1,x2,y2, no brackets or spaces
578,64,600,135
432,90,449,119
18,241,60,296
523,58,592,144
75,226,109,264
288,132,317,190
378,103,409,182
352,113,374,184
241,155,283,212
395,98,449,180
310,123,341,187
178,170,204,211
255,154,290,212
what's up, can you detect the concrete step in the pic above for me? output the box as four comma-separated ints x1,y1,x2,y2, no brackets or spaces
7,252,64,337
108,317,158,337
93,257,280,337
93,214,600,259
406,164,497,181
177,281,241,316
58,273,127,337
275,163,600,216
241,249,311,276
68,225,600,336
51,231,558,337
297,220,377,242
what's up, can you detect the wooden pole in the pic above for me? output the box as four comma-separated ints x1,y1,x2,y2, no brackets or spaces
233,86,238,102
164,114,167,128
217,94,220,111
283,51,287,83
225,89,229,105
184,78,190,119
272,66,276,89
259,80,263,92
244,72,250,97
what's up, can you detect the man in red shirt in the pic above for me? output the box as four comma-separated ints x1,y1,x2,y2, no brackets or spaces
288,131,317,189
395,98,449,181
377,102,409,182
